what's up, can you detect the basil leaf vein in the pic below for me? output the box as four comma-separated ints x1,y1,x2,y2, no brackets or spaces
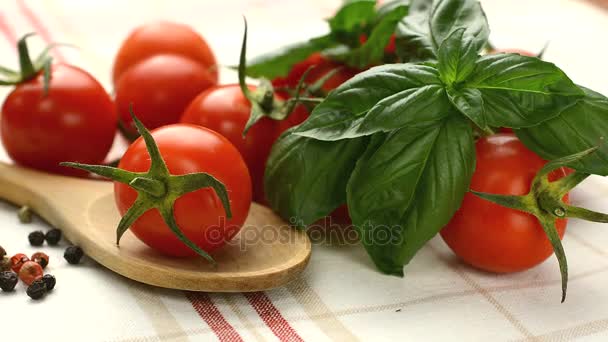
347,115,475,275
464,53,584,128
264,128,368,227
293,63,444,141
517,87,608,175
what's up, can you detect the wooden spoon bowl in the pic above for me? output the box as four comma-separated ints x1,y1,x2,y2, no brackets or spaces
0,162,311,291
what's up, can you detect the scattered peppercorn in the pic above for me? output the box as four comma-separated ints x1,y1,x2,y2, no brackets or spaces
0,256,10,272
0,271,18,292
64,246,84,264
10,253,29,273
31,252,49,269
42,274,56,291
26,279,47,300
19,261,44,286
18,206,33,223
28,231,45,246
45,229,62,246
0,245,5,258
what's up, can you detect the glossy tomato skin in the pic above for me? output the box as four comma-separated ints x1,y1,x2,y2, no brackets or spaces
115,124,252,257
1,64,116,176
440,134,568,273
112,21,218,84
115,54,216,136
180,85,278,204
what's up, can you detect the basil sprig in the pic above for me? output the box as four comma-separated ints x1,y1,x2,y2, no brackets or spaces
264,0,608,277
245,0,410,79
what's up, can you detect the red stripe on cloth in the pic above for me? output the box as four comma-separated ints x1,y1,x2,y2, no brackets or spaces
186,292,244,342
245,292,305,342
16,0,66,63
0,12,17,46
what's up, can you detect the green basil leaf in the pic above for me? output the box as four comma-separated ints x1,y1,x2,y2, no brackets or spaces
396,0,488,59
347,115,475,275
447,87,486,131
329,0,377,35
465,54,584,128
437,28,477,85
517,87,608,175
245,35,335,79
293,63,443,141
356,84,451,134
264,129,368,227
376,0,411,23
328,2,409,68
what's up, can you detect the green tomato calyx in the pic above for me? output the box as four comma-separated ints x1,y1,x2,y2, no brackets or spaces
472,146,608,303
61,109,232,263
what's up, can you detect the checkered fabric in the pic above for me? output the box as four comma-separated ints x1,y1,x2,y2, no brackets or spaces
1,1,608,341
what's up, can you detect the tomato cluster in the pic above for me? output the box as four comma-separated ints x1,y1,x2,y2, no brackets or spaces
0,21,364,258
0,15,575,279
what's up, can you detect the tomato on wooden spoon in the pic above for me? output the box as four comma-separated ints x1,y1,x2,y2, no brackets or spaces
63,114,251,258
1,35,116,176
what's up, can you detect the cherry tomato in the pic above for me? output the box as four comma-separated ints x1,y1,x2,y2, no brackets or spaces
272,53,359,96
112,21,217,84
1,64,117,176
115,124,252,257
181,85,283,203
330,204,352,226
115,54,216,137
440,134,568,273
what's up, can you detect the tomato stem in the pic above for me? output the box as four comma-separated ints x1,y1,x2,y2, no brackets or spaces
130,177,166,198
471,146,608,302
0,33,65,93
61,109,233,262
17,33,37,78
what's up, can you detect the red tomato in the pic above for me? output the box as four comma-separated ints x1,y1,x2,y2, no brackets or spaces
115,124,252,257
272,53,359,96
330,204,352,225
115,54,216,137
112,21,218,84
1,64,117,176
180,85,284,203
440,134,568,273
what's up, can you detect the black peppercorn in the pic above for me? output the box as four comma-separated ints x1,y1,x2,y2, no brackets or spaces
0,245,5,258
26,279,47,300
42,274,56,291
28,231,45,246
45,229,62,245
64,246,84,264
0,271,18,292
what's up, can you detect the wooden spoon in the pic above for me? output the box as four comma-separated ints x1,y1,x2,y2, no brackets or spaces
0,162,311,292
